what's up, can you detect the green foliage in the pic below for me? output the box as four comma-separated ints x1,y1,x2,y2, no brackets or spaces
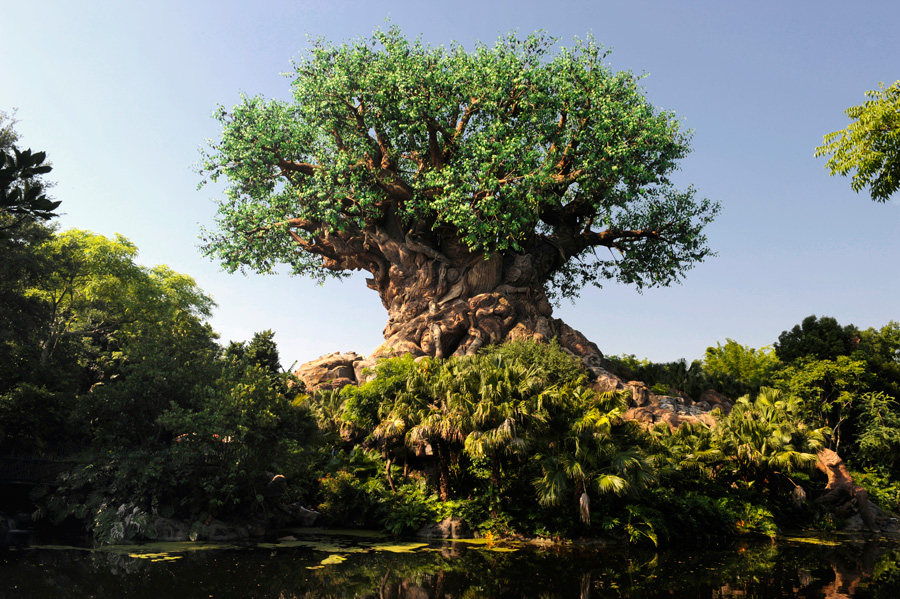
854,467,900,514
607,354,713,399
0,383,73,453
774,356,869,450
713,388,828,486
479,339,585,387
531,384,654,511
200,25,718,296
317,470,383,528
855,392,900,473
1,147,59,228
225,329,282,373
28,229,215,376
775,314,858,364
815,80,900,202
0,111,58,231
855,321,900,397
601,504,660,547
703,339,778,391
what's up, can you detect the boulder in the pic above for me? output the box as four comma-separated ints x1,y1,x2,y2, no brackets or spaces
627,381,651,407
415,517,470,539
294,352,364,392
697,389,733,414
591,367,628,393
153,517,191,542
275,504,322,527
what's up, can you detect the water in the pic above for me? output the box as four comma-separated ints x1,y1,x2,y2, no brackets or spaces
2,530,899,598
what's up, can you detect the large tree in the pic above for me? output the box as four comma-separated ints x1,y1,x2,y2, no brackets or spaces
200,27,718,368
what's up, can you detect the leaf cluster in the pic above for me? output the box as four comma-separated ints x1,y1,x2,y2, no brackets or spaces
199,25,718,297
816,80,900,202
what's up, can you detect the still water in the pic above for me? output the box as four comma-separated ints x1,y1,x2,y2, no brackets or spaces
2,530,899,598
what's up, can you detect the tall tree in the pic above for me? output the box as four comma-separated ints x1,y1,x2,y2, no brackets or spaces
774,315,858,364
29,229,214,372
0,113,57,387
200,27,718,367
815,80,900,202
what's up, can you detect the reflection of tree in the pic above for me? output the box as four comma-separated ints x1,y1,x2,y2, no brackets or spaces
820,540,880,599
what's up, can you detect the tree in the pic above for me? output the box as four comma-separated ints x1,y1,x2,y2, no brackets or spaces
28,229,214,373
225,329,283,373
199,26,719,365
774,356,869,451
774,315,858,364
713,388,828,488
815,81,900,202
0,113,57,388
1,110,59,231
703,339,778,390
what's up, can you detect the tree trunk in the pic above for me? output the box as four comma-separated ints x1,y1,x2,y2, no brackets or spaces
814,448,879,532
362,233,606,373
435,439,452,502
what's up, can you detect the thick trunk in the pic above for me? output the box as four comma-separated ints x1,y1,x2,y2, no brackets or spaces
815,448,879,532
361,235,605,373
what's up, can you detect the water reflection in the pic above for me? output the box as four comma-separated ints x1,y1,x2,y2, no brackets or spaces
2,533,899,598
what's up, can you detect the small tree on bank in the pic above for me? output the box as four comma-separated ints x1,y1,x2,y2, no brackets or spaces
200,26,719,365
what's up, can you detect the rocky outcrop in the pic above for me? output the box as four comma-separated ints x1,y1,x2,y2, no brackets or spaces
415,517,470,539
696,389,734,414
293,352,365,391
622,391,727,431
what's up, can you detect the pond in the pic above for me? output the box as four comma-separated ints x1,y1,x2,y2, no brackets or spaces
3,529,899,598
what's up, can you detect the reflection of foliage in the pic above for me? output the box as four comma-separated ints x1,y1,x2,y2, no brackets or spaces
12,537,900,598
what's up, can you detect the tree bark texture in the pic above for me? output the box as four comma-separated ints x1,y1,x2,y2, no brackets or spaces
280,212,608,373
814,448,879,532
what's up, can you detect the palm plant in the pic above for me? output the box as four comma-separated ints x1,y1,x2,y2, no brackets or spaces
714,387,829,487
532,383,654,523
649,420,723,480
460,355,545,488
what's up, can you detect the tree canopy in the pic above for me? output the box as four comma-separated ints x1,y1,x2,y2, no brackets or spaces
815,80,900,203
200,27,717,301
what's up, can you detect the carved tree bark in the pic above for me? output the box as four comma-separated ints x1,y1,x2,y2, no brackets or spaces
815,448,880,532
271,207,612,372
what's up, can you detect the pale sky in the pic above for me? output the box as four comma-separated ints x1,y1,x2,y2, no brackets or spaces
2,0,898,368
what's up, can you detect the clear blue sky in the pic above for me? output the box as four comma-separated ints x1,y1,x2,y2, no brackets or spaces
3,0,898,368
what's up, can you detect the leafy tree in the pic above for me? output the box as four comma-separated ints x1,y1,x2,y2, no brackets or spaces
855,391,900,475
815,81,900,202
855,321,900,397
703,339,778,391
28,229,214,373
200,26,719,366
1,110,59,231
774,356,869,451
0,109,18,150
532,382,653,520
1,147,59,229
774,315,858,364
225,329,282,373
0,219,53,388
0,115,58,387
